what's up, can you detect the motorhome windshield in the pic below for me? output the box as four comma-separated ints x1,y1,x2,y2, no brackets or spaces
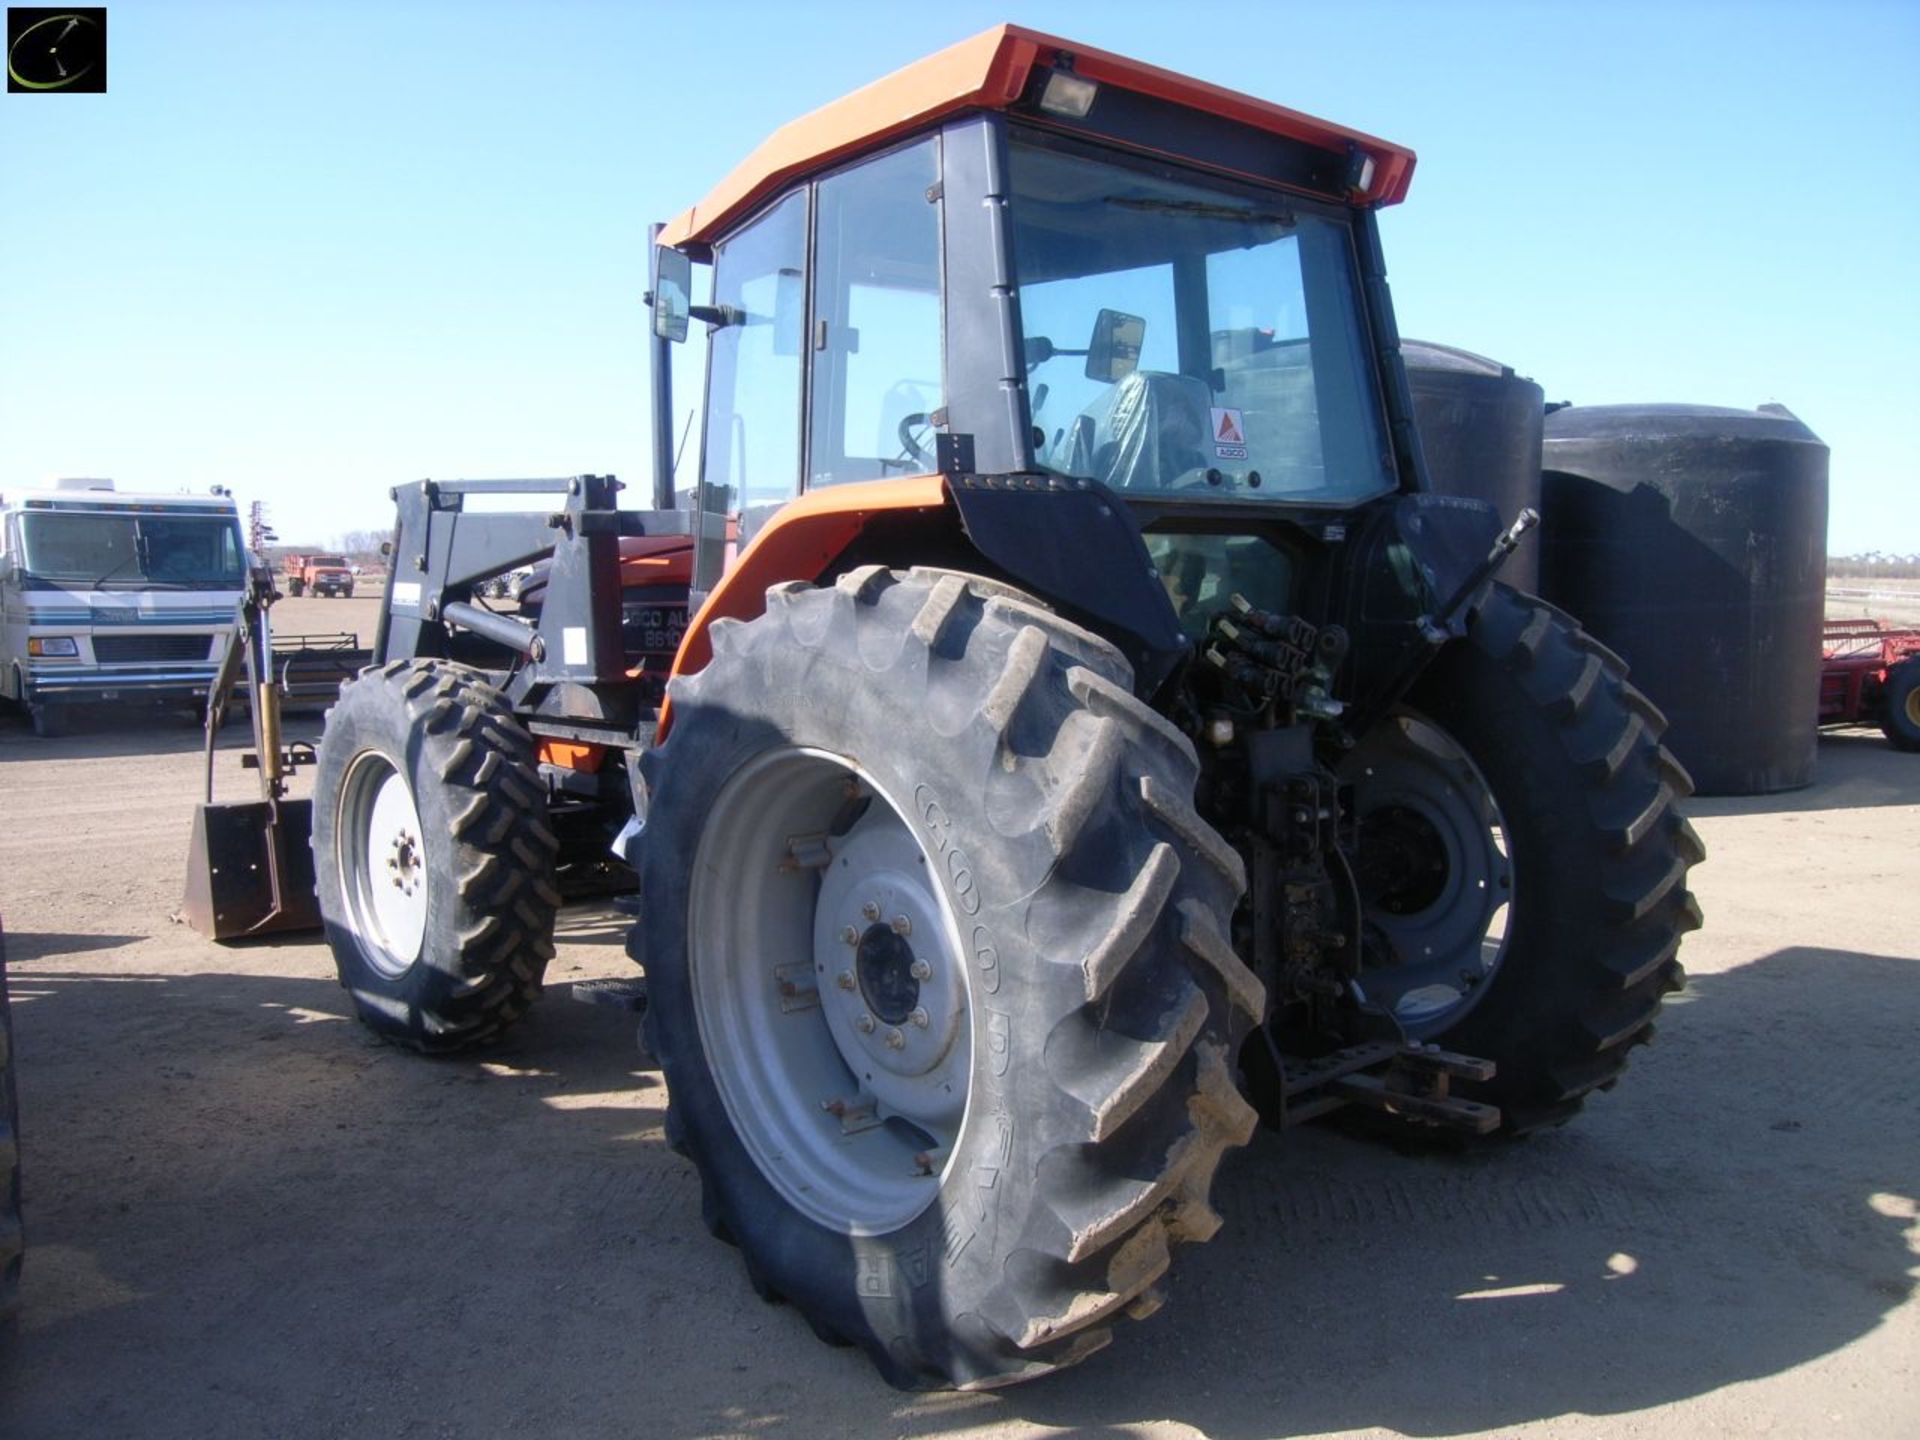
18,512,246,589
1008,135,1397,505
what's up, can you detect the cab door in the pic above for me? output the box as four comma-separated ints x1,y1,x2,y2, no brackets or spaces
690,189,808,600
690,137,946,601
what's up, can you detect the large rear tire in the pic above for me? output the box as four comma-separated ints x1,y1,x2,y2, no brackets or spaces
313,660,558,1051
1342,584,1704,1136
635,568,1263,1389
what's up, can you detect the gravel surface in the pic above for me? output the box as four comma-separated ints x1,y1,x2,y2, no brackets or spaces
0,643,1914,1439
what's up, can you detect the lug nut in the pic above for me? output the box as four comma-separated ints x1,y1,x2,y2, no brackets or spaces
855,1013,876,1034
907,1007,930,1029
836,970,856,991
862,900,881,921
909,958,931,981
885,1028,906,1050
890,915,911,936
840,925,859,946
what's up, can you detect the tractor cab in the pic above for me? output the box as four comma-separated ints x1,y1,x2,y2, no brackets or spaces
649,26,1455,689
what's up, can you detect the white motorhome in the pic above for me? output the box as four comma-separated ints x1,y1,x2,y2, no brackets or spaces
0,480,246,736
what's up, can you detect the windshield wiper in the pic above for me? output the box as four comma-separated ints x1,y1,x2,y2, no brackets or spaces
90,553,143,588
1104,195,1296,227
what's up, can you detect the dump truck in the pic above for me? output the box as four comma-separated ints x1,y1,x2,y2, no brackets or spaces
282,553,355,598
191,26,1703,1390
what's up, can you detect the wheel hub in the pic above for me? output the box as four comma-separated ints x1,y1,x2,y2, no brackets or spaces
1356,803,1449,916
855,923,919,1024
1342,714,1512,1036
815,820,967,1092
387,828,422,896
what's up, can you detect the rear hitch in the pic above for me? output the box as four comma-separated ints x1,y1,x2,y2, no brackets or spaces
1247,1034,1501,1135
1277,1040,1500,1134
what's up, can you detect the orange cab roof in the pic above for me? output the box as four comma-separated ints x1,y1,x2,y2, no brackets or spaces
658,24,1415,251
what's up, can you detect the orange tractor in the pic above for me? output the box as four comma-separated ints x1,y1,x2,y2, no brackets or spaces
251,28,1702,1388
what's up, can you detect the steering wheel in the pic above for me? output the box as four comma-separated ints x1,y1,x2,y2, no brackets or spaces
896,412,932,466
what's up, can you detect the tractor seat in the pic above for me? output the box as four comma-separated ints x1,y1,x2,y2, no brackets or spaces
1064,371,1215,491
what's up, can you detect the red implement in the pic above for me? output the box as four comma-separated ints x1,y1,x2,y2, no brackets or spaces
1819,618,1920,730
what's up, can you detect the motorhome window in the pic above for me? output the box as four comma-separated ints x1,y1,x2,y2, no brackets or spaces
18,513,246,587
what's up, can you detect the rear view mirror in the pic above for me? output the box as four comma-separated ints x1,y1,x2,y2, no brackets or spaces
1086,308,1145,383
652,246,692,343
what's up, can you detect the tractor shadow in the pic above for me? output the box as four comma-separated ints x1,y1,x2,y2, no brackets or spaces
0,709,324,765
0,943,1912,1438
990,944,1919,1438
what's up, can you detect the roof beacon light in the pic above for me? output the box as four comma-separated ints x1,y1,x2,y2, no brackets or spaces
1346,146,1377,196
1038,68,1098,119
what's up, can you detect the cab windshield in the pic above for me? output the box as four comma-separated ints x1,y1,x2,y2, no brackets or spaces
1008,135,1396,505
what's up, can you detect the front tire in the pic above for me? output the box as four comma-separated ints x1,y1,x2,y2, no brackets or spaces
636,568,1263,1389
313,660,558,1051
1343,585,1704,1135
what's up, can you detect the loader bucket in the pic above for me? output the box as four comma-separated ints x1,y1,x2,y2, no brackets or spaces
180,798,320,940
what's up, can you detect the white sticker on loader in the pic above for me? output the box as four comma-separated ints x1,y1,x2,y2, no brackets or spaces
563,626,587,666
390,582,422,609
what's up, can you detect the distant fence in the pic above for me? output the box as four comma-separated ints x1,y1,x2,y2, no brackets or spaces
1828,587,1918,603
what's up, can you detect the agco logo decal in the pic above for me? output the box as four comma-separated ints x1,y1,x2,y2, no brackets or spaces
7,9,107,93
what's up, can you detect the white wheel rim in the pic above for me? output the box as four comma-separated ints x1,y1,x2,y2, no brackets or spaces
337,750,430,978
688,746,973,1235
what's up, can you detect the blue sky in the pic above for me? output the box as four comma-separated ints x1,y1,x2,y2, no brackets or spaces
3,0,1915,552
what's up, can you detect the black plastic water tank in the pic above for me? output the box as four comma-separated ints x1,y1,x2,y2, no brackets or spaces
1539,403,1829,795
1403,340,1544,594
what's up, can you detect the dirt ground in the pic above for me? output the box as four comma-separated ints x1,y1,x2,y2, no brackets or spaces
0,602,1915,1439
